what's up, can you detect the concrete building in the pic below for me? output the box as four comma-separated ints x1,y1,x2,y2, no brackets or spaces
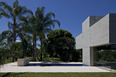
76,13,116,66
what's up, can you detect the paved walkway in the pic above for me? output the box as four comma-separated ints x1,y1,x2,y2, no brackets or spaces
0,62,110,72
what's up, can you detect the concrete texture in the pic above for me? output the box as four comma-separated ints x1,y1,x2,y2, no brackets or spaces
17,58,29,66
76,13,116,66
0,62,110,72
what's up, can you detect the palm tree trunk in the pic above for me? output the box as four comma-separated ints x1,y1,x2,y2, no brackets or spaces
12,17,16,62
33,33,37,61
40,39,43,61
13,17,16,42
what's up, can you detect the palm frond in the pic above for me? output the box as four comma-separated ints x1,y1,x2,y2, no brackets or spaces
0,8,5,12
28,16,35,23
0,30,13,42
41,7,45,13
52,19,60,27
0,2,12,12
43,20,53,27
45,12,55,18
4,4,12,12
43,28,52,33
35,7,45,18
19,16,28,23
43,12,55,23
13,0,19,8
0,12,10,18
20,9,33,16
8,21,13,30
35,8,40,17
0,2,6,6
16,6,33,17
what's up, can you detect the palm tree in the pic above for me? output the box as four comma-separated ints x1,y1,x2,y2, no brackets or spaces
20,6,60,61
36,7,60,61
19,13,38,61
0,0,32,61
0,30,13,44
0,30,13,64
0,0,32,43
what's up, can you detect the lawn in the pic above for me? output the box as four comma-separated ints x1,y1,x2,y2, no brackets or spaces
0,73,116,77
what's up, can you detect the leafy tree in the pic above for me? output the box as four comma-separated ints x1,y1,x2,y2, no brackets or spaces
70,49,82,62
0,30,13,44
0,42,7,65
0,0,32,61
95,49,116,62
44,29,75,62
20,7,60,61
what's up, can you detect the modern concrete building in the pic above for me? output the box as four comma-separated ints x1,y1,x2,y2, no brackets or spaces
76,13,116,66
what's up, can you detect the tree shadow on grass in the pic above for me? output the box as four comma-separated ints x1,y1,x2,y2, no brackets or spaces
1,73,24,77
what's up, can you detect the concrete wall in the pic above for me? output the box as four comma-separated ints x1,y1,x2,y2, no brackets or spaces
82,17,90,33
76,31,90,49
76,13,116,65
76,14,109,49
90,14,109,46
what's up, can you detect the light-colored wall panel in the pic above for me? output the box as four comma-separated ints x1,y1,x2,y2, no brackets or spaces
90,14,109,46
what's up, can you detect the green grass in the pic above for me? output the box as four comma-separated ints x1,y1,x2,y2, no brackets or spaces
0,73,116,77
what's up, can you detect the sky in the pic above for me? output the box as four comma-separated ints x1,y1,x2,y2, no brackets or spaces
0,0,116,40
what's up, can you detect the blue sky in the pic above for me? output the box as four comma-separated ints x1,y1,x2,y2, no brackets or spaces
0,0,116,40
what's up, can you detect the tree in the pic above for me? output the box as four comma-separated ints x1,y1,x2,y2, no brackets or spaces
20,6,60,61
70,49,82,62
0,0,32,42
0,30,13,44
0,0,32,61
0,42,8,65
35,7,60,61
44,29,75,62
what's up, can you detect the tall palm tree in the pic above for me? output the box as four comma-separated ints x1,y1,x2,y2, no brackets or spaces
20,6,60,61
0,0,32,43
0,0,32,61
19,13,38,61
36,7,60,61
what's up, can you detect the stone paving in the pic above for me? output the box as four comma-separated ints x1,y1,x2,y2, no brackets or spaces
0,62,110,72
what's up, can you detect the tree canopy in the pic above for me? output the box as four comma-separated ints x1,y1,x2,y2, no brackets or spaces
19,6,60,61
44,29,76,61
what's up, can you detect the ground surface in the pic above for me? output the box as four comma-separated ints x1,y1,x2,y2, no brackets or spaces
0,62,110,72
0,73,116,77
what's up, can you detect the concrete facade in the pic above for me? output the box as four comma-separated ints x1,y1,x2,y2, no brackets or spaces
76,13,116,66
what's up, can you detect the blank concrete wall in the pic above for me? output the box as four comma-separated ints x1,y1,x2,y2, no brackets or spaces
82,17,90,33
90,14,110,46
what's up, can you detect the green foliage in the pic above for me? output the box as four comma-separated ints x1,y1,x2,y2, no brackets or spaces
0,39,33,64
0,42,10,65
70,49,82,62
43,57,61,62
0,48,6,65
0,0,32,42
95,50,116,62
19,6,60,61
0,0,32,62
0,1,61,63
44,29,79,62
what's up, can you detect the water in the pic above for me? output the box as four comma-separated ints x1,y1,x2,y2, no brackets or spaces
28,63,86,66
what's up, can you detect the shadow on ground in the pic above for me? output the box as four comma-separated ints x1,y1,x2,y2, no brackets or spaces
1,73,24,77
